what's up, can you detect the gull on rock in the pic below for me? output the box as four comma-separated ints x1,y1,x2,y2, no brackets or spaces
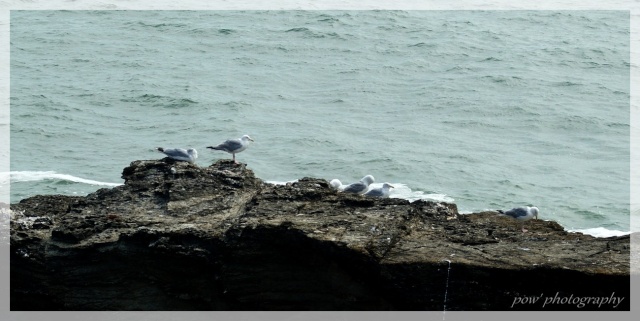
497,206,539,233
156,147,198,163
364,183,394,198
207,135,254,163
342,175,375,194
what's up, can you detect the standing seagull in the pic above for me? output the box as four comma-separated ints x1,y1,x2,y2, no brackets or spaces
156,147,198,163
497,206,539,233
364,183,394,198
342,175,375,194
207,134,254,163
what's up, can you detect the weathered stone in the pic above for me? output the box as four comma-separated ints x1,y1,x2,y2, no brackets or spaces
9,159,630,311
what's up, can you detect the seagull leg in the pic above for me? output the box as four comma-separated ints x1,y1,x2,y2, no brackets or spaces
233,153,238,164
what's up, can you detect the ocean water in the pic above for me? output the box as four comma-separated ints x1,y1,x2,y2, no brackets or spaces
7,10,630,235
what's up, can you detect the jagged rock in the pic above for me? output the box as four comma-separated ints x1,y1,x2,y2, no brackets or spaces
9,159,630,310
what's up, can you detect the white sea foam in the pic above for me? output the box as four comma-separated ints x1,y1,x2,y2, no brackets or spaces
568,227,631,238
6,171,123,187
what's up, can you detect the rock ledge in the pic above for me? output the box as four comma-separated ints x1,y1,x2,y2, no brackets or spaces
10,160,630,310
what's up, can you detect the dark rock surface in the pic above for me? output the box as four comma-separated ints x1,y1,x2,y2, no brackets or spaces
10,159,630,311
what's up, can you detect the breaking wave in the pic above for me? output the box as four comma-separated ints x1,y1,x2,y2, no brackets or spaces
5,171,123,187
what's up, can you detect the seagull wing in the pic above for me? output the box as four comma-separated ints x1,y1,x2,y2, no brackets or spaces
162,148,186,157
215,139,243,152
343,182,366,193
364,188,384,197
160,148,191,161
503,207,528,219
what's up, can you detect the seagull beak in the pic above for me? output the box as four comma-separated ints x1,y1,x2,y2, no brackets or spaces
389,185,395,188
249,137,255,142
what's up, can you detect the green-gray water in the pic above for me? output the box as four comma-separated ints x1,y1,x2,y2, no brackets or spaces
9,10,630,234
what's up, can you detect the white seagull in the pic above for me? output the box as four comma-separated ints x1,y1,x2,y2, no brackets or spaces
364,183,395,198
207,134,254,163
497,206,539,233
342,175,375,194
156,147,198,163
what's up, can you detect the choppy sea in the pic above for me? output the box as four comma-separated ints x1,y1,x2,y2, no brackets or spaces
5,10,631,237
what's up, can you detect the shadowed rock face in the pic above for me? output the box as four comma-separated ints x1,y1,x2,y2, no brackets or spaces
10,159,630,311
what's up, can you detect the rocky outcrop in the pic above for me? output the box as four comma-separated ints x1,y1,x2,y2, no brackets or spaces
10,159,630,311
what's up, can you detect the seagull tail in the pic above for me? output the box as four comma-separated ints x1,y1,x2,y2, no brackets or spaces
496,210,504,214
156,147,165,152
207,146,223,150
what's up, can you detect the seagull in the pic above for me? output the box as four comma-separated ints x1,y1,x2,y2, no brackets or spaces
364,183,394,198
207,135,254,163
156,147,198,163
342,175,375,194
497,206,539,233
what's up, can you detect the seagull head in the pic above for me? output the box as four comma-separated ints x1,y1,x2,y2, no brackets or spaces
529,206,539,220
187,148,198,159
241,135,254,142
361,175,375,186
382,183,394,189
